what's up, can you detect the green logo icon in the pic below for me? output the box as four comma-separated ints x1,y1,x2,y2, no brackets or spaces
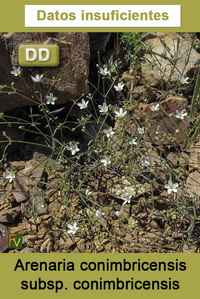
19,45,59,67
8,234,23,249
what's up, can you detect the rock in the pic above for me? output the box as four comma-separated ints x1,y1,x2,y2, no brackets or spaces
27,223,37,235
92,192,108,205
167,152,179,166
76,239,86,252
37,226,48,239
89,33,111,59
12,173,29,203
185,171,200,196
179,152,190,168
31,187,48,215
137,212,148,219
9,223,28,234
0,223,8,252
59,236,80,251
95,245,105,253
40,236,54,253
144,143,161,166
13,160,47,203
188,139,200,171
24,160,46,181
130,85,157,101
124,234,132,243
32,151,59,170
10,161,26,169
57,206,67,220
48,202,62,215
0,206,21,223
0,32,89,112
150,221,160,229
21,190,48,217
48,202,66,221
134,96,188,145
20,247,33,253
25,235,37,242
59,237,73,250
150,210,163,221
5,183,13,195
111,177,150,199
182,243,197,253
141,33,200,86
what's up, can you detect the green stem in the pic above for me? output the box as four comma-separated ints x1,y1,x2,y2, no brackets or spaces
189,70,200,121
0,139,49,148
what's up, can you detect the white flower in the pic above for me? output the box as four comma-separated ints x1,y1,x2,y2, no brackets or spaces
101,156,111,167
137,127,145,134
31,74,43,83
67,141,80,155
11,66,21,76
175,109,188,120
99,67,111,76
103,127,114,137
67,223,78,234
85,189,92,196
164,179,179,194
150,103,160,111
77,99,89,109
98,102,108,113
114,82,125,92
95,210,105,217
140,155,150,166
114,108,127,118
129,137,138,145
45,93,57,105
115,210,123,217
122,193,132,205
5,169,15,183
179,75,189,84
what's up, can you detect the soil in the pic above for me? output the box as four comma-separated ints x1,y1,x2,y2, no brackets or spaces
0,145,200,253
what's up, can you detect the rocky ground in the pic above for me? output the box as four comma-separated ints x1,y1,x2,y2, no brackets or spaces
0,32,200,253
0,136,200,253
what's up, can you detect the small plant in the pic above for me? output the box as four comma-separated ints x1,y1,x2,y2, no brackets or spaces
120,32,151,74
1,32,200,253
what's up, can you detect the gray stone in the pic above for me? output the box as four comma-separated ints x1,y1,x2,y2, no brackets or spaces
20,247,34,253
21,190,48,217
13,160,46,203
0,206,21,223
141,33,200,86
186,171,200,197
188,139,200,171
0,224,8,252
